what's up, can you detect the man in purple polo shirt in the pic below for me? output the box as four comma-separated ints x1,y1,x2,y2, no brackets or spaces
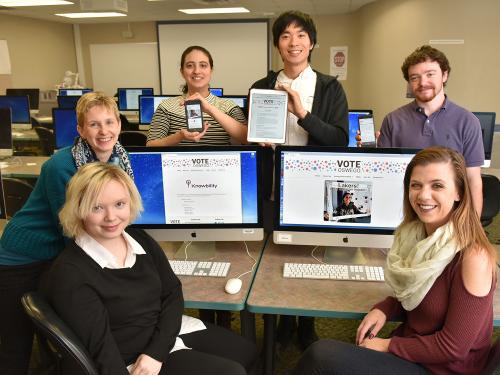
378,45,484,215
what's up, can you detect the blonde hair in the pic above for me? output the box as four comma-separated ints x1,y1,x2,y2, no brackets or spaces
76,92,120,130
401,146,495,262
59,163,142,238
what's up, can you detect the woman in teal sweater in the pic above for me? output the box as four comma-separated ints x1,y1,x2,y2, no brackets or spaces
0,92,133,374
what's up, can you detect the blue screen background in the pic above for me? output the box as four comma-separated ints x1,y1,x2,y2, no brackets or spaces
0,97,30,123
119,89,154,111
54,109,78,149
348,111,372,147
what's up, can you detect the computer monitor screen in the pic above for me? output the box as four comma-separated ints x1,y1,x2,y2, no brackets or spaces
127,146,263,242
0,95,31,126
118,88,154,111
0,108,13,157
6,88,39,110
472,112,496,167
139,95,176,124
52,108,78,149
348,110,373,147
58,88,92,96
57,95,81,109
274,146,417,251
222,95,247,109
209,88,223,97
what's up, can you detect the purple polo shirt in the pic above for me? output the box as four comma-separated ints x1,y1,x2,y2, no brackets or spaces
378,98,484,167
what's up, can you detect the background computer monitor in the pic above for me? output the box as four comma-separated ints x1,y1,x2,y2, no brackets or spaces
472,112,496,167
57,95,81,109
222,95,247,109
127,146,263,245
6,88,39,110
138,95,175,124
117,88,154,111
209,88,223,97
0,108,13,157
58,88,92,96
0,95,31,129
52,108,78,149
348,109,373,147
0,169,6,220
273,146,417,261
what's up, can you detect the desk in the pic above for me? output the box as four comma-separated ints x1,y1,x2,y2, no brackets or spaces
160,238,268,339
0,156,48,178
12,129,39,142
248,242,500,374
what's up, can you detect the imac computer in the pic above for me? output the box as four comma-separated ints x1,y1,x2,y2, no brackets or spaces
348,109,373,147
209,88,223,97
472,112,496,168
117,88,154,112
127,146,263,258
222,95,247,110
273,146,417,263
52,108,78,149
6,88,39,111
0,108,13,157
57,95,81,109
0,95,31,129
138,94,176,128
58,88,92,96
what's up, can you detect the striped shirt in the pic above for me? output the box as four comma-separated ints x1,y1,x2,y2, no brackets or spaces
147,94,246,145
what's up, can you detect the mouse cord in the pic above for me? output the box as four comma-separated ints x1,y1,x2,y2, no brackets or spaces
235,241,257,279
310,245,325,264
183,241,192,261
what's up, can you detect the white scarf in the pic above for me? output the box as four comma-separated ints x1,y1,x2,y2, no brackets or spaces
384,221,461,311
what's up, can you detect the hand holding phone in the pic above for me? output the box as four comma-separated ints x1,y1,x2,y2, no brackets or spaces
184,99,204,132
358,115,376,147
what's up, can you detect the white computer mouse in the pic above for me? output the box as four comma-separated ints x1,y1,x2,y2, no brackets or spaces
224,278,242,294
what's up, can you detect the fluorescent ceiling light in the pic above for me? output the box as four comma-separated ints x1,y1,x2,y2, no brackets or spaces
55,12,126,18
178,7,250,15
0,0,73,5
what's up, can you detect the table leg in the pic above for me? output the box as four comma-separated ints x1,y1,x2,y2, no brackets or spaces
240,309,256,343
263,314,276,375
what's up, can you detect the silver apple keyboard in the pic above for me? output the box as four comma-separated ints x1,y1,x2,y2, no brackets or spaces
169,260,231,277
283,263,384,282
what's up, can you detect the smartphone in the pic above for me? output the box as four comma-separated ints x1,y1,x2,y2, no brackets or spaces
184,99,204,132
358,115,376,147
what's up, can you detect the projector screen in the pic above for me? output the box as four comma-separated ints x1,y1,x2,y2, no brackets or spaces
157,20,269,96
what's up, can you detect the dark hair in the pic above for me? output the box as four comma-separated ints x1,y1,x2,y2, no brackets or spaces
272,10,317,62
342,192,351,198
179,46,214,94
401,45,451,85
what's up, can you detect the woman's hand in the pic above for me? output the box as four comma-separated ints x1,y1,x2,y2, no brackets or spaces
182,92,214,116
130,354,162,375
356,308,387,345
179,122,210,142
356,129,381,147
359,337,391,352
277,83,308,120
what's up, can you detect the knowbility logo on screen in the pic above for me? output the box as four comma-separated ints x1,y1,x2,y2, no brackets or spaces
185,180,218,189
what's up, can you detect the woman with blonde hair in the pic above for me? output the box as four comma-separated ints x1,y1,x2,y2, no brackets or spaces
44,163,258,375
293,146,496,375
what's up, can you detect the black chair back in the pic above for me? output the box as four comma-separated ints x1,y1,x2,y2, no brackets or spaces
34,126,55,155
2,177,33,218
22,291,99,375
119,130,148,146
481,174,500,227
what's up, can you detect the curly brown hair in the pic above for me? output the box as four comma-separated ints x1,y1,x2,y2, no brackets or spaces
401,45,451,84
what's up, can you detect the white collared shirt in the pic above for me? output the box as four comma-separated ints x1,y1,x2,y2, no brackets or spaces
75,231,146,269
276,65,317,146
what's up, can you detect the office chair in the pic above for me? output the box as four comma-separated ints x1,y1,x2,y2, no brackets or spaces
483,338,500,375
21,291,99,375
34,126,55,155
119,113,138,131
2,177,33,218
119,130,148,146
481,174,500,227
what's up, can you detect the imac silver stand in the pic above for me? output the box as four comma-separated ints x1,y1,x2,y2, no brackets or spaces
174,241,216,260
323,246,367,265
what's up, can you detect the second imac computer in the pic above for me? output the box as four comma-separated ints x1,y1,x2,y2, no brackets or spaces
274,146,417,263
0,95,31,129
128,146,263,257
6,88,39,111
472,112,496,168
52,108,78,150
138,94,176,129
0,108,13,157
118,88,154,112
348,109,373,147
58,88,92,96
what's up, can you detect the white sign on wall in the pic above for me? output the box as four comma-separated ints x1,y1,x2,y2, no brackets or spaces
330,46,348,80
0,40,12,75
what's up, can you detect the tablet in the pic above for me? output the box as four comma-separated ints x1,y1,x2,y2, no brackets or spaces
247,89,288,144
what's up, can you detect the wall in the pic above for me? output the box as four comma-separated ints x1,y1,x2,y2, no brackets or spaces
0,14,76,91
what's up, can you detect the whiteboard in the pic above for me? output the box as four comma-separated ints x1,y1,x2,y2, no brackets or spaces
90,42,160,96
157,21,269,95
